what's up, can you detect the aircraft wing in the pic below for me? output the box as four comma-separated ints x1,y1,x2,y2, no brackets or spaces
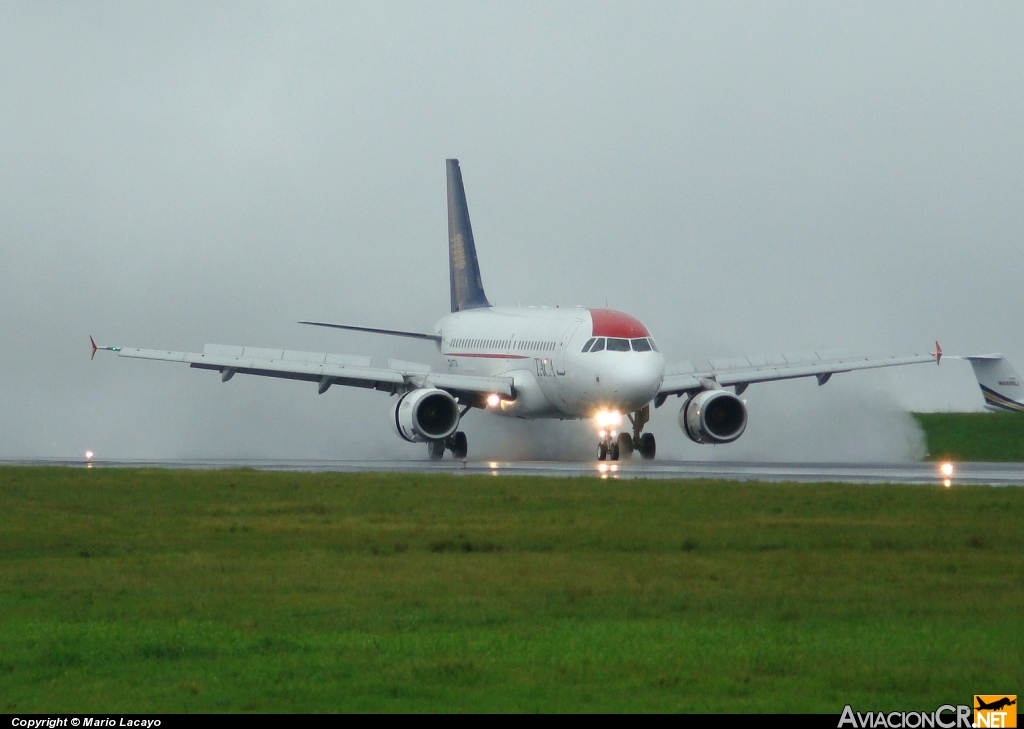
658,347,939,403
110,343,514,405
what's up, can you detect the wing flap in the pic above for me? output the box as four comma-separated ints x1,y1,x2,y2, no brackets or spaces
660,352,936,397
119,347,407,385
115,345,514,400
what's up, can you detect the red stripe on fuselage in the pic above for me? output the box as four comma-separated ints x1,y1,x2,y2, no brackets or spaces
588,309,650,338
448,353,531,359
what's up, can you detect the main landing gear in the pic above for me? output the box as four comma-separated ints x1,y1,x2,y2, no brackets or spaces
427,431,469,461
597,405,657,461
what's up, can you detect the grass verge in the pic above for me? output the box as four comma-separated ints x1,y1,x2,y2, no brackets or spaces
915,412,1024,461
1,467,1021,712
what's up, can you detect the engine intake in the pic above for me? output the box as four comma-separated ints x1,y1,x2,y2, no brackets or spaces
679,389,748,444
394,388,461,443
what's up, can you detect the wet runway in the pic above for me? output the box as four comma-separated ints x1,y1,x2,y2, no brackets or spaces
5,458,1024,485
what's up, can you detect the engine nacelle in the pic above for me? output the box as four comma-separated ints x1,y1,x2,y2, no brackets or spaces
679,389,748,444
394,388,461,443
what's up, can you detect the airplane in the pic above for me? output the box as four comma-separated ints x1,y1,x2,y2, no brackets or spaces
964,354,1024,412
975,697,1016,711
91,159,941,461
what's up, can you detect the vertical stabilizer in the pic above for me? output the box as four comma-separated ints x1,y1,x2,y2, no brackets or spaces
447,159,491,313
965,354,1024,412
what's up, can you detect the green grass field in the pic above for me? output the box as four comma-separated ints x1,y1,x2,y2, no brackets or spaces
2,467,1021,712
915,412,1024,461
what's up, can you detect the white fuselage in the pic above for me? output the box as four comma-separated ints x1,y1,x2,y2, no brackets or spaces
435,306,665,419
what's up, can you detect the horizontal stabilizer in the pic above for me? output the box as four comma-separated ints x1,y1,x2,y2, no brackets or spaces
299,321,441,344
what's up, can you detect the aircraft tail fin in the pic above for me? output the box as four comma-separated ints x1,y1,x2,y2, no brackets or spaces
446,159,491,313
965,354,1024,412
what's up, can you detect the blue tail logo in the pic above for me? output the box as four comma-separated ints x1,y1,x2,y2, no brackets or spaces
447,159,491,313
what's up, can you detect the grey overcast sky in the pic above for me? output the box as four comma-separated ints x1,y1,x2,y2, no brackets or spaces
1,2,1021,461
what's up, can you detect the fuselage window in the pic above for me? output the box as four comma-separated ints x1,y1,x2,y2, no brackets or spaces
607,338,630,352
590,338,605,352
631,338,652,352
581,338,596,352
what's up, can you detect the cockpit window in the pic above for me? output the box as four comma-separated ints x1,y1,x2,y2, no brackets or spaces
648,338,660,352
581,338,596,353
606,338,630,352
631,338,652,352
590,338,605,352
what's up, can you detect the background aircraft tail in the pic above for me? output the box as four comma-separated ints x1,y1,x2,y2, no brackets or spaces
965,354,1024,412
447,159,491,313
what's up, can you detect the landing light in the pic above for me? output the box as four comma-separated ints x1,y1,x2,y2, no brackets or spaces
486,393,500,408
940,462,954,477
595,410,622,428
85,451,94,461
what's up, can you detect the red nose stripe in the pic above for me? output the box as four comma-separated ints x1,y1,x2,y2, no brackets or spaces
589,309,650,338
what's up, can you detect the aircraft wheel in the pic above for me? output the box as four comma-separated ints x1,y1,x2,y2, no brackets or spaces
597,441,608,461
616,432,634,459
639,433,656,460
609,442,620,461
450,431,468,459
427,440,445,461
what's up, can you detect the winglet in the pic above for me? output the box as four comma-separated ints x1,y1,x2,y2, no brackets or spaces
932,341,942,366
89,336,121,359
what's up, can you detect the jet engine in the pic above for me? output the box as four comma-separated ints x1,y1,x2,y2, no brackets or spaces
679,389,748,444
394,388,461,443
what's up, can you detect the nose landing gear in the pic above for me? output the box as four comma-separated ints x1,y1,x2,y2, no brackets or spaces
597,438,618,461
596,405,657,461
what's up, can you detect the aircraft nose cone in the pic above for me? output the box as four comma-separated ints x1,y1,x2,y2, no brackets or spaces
603,354,664,410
